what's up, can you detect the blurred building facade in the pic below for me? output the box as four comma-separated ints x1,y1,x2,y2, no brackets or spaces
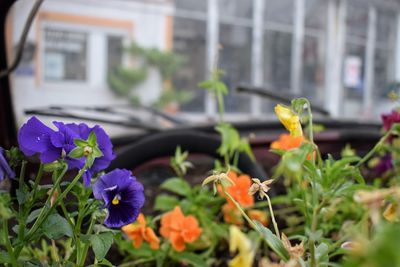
7,0,400,133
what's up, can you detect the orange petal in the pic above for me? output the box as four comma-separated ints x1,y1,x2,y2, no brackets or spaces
170,232,186,252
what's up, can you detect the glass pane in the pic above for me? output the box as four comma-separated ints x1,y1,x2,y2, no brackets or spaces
218,0,252,19
305,0,327,31
220,24,251,113
43,28,87,81
107,36,123,75
376,9,397,45
173,17,206,112
303,36,324,103
264,0,294,25
175,0,207,12
346,3,368,39
263,30,292,91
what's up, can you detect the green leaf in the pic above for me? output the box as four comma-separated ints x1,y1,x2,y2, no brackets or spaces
68,147,84,159
27,209,41,223
0,250,11,263
42,213,73,239
154,195,179,211
160,178,191,196
92,147,103,158
90,232,113,261
88,131,98,146
198,80,214,89
16,189,29,205
253,221,290,262
74,138,87,147
170,251,208,267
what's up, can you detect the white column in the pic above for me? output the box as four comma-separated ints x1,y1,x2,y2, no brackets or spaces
363,6,377,116
291,0,305,95
89,32,106,88
325,0,346,118
395,12,400,82
251,0,264,117
205,0,219,118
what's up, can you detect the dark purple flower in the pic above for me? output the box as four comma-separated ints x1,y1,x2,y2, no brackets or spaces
93,169,145,228
0,148,15,181
382,110,400,131
18,117,115,186
375,153,393,174
53,122,115,186
18,117,61,163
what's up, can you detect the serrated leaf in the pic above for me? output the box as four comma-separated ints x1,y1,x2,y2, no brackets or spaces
160,178,191,196
42,213,73,239
90,232,113,261
154,195,179,211
254,221,290,262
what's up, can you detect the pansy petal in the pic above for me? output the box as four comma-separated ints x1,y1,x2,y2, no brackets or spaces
18,117,56,156
39,147,62,163
0,148,15,180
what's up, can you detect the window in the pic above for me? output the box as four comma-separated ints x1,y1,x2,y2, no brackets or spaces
219,24,252,113
43,28,87,81
107,36,123,75
172,17,207,112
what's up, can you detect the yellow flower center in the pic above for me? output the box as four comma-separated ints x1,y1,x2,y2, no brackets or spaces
112,195,120,205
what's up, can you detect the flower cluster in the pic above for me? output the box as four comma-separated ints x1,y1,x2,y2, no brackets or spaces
18,117,115,186
16,117,145,228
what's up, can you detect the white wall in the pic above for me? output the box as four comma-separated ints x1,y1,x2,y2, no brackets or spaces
10,0,173,136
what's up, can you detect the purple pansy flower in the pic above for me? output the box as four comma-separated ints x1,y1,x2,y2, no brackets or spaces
18,117,115,186
375,153,393,174
92,169,145,228
382,110,400,131
0,147,15,181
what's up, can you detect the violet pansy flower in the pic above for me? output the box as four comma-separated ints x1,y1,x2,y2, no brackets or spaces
18,117,115,186
93,169,145,228
382,110,400,131
375,153,393,175
0,147,15,181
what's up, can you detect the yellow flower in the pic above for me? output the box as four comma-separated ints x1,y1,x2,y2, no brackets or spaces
229,226,254,267
383,203,397,222
274,104,303,137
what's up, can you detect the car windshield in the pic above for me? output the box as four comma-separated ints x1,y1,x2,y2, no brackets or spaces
5,0,399,138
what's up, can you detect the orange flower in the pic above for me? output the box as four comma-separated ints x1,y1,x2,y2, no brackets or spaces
122,213,160,250
270,134,304,151
160,206,202,252
219,171,254,208
248,210,269,226
222,203,244,226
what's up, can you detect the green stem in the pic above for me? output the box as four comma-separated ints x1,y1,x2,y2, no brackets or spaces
264,193,280,237
15,166,86,259
217,92,224,123
31,163,44,201
308,201,325,267
356,130,392,168
17,161,27,242
23,165,69,240
77,214,95,267
221,186,257,229
19,161,27,189
3,220,18,267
